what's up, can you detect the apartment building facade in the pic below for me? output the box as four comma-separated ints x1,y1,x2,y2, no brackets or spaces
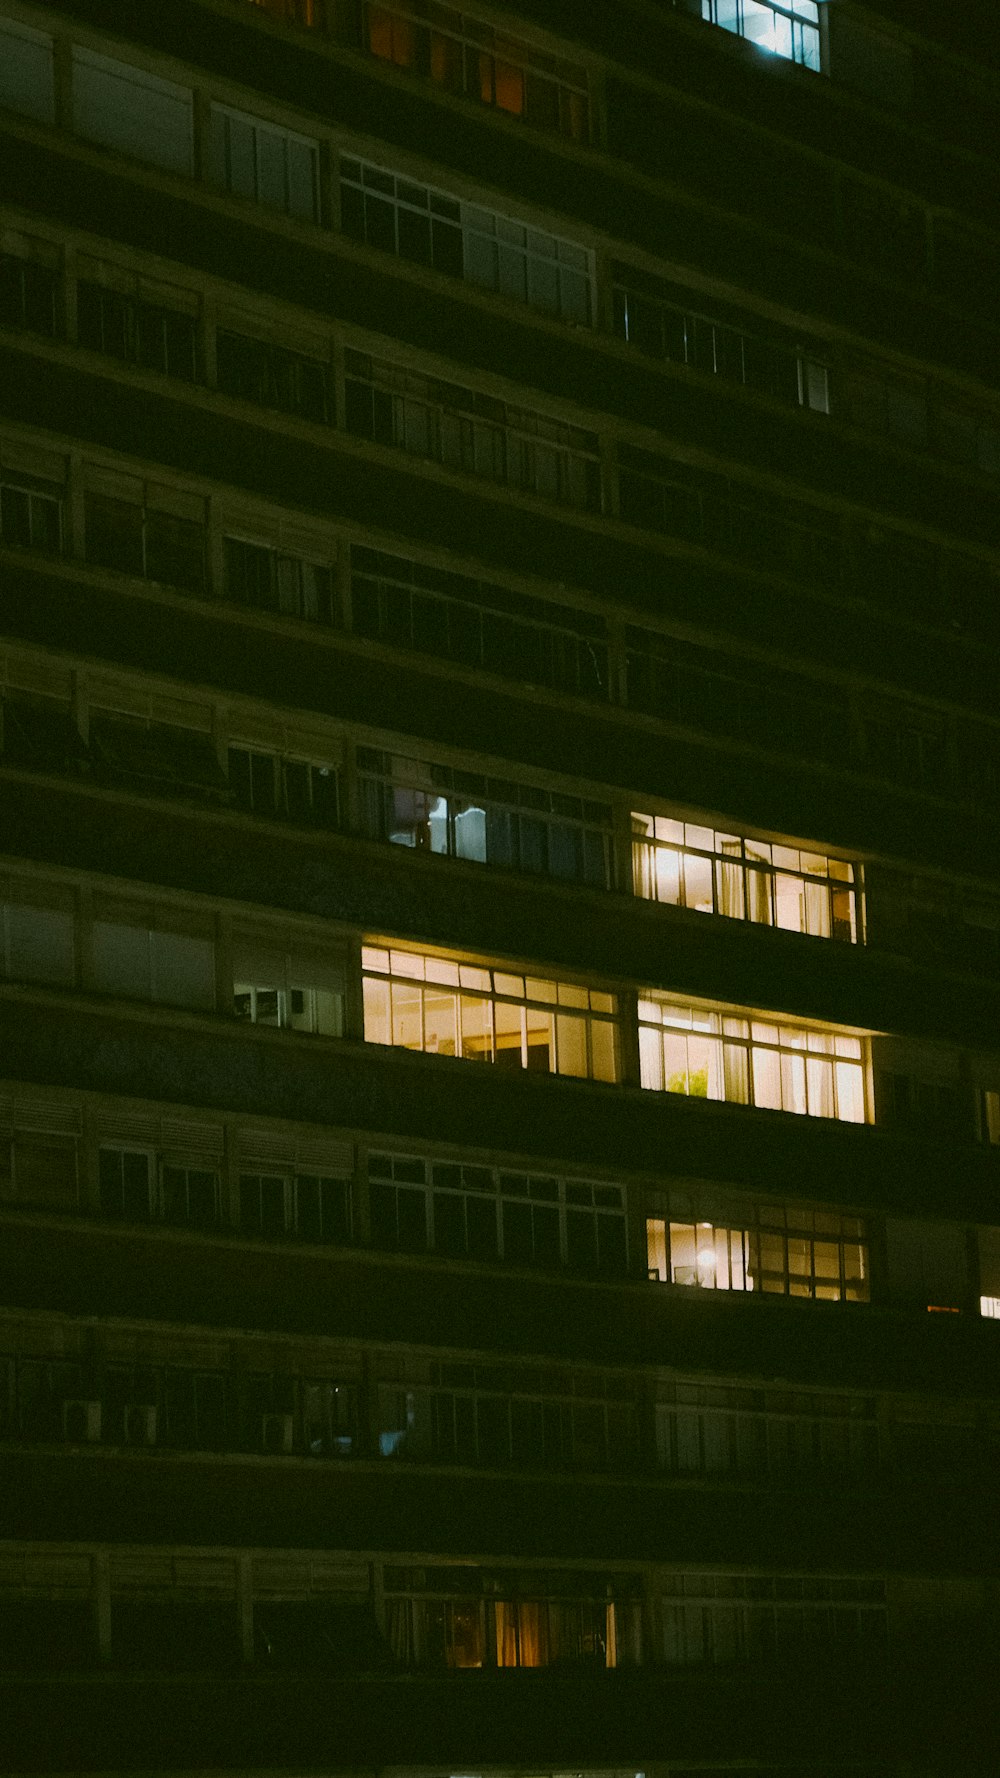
1,0,999,1772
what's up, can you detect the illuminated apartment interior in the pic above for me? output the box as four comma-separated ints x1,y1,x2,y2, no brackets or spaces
1,1,1000,1775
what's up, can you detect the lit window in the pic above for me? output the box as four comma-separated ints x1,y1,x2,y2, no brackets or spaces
638,996,866,1122
362,947,618,1081
381,1568,640,1669
363,4,590,141
632,814,859,940
701,0,822,71
647,1192,869,1302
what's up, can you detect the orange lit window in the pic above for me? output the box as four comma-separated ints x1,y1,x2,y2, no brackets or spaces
429,29,463,89
493,56,525,116
367,5,415,65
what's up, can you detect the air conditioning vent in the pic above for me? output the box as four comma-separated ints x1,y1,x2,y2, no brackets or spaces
63,1399,102,1443
123,1404,157,1446
261,1412,294,1454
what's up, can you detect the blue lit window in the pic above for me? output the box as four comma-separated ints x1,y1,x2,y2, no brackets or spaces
703,0,821,71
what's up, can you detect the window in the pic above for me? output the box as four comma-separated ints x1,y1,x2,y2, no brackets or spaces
363,4,590,141
350,547,609,698
632,814,858,940
376,1353,637,1469
76,281,197,382
695,0,821,70
0,894,75,988
655,1379,879,1476
15,1357,86,1442
345,351,601,511
358,750,613,889
98,1147,155,1221
92,914,216,1011
216,332,330,422
646,1190,870,1302
861,699,953,798
98,1146,220,1227
208,104,319,221
0,17,55,123
72,48,194,176
228,746,340,827
0,1124,78,1212
223,536,337,623
368,1151,628,1274
978,1228,1000,1321
0,249,58,337
89,714,227,803
659,1573,886,1669
624,627,849,765
0,465,63,554
382,1567,639,1669
638,997,866,1122
885,1218,969,1314
613,274,828,414
618,445,844,590
247,0,325,24
1,693,87,775
363,947,619,1081
232,939,345,1036
240,1171,351,1243
341,159,594,325
841,364,928,448
84,482,205,593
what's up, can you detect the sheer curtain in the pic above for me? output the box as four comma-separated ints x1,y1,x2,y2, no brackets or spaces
716,841,745,919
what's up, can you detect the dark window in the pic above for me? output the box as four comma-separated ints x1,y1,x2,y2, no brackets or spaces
217,329,329,422
0,1601,97,1671
91,715,227,801
99,1148,154,1221
239,1171,350,1243
111,1601,240,1671
224,536,336,624
1,694,88,774
84,494,205,593
77,281,197,380
0,253,58,336
228,746,340,828
0,471,62,552
350,546,608,698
